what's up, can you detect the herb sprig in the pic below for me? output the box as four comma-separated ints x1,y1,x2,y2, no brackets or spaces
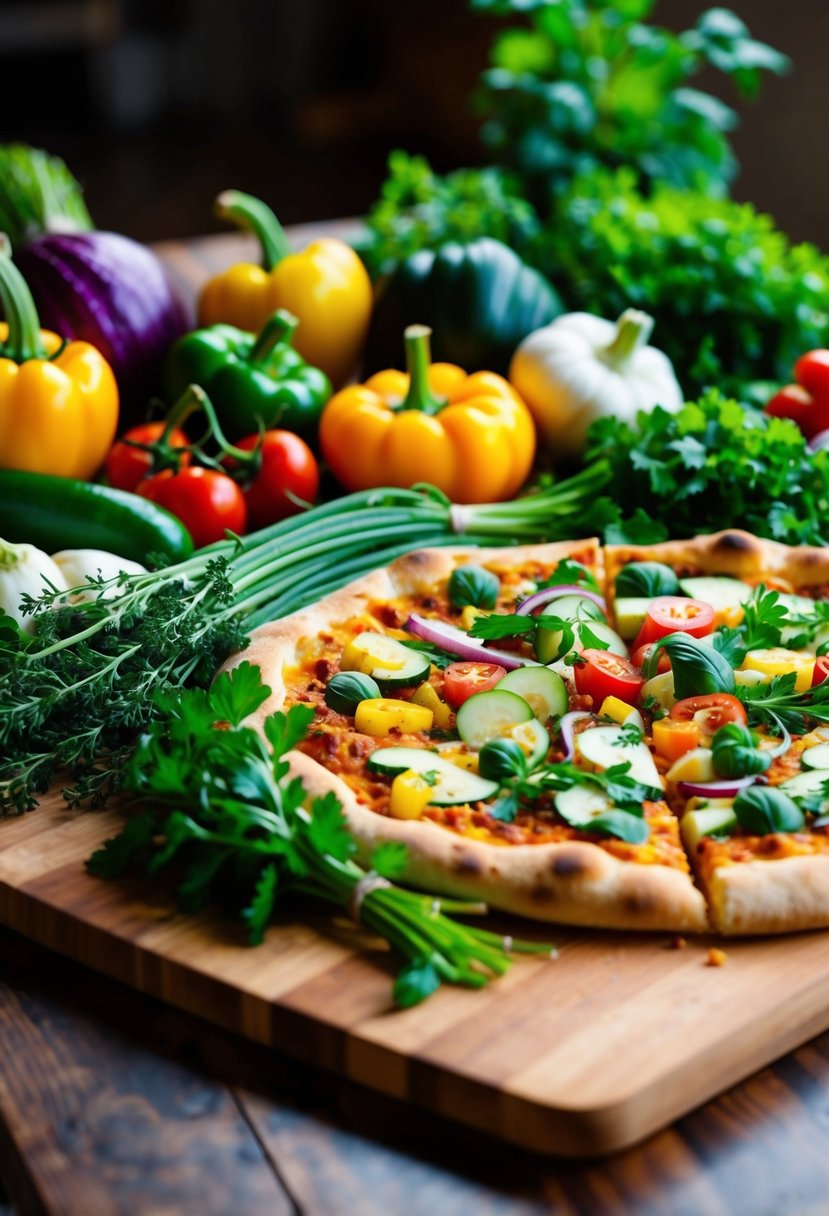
89,664,553,1007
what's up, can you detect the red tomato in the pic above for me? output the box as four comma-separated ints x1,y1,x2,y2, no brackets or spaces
670,694,747,734
231,431,319,531
443,662,507,709
573,650,645,706
796,351,829,436
105,423,191,493
139,467,247,548
634,597,715,649
632,642,672,675
812,656,829,687
766,384,818,438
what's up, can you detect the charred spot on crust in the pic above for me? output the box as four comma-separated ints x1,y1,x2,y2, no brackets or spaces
550,849,589,879
711,532,756,555
453,851,483,877
623,888,656,916
530,885,555,903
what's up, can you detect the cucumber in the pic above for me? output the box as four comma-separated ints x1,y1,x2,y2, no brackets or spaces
576,725,662,788
780,769,829,799
497,666,568,722
545,593,605,623
456,689,533,749
614,597,653,641
801,743,829,770
681,806,738,852
502,718,550,768
555,785,615,826
366,747,498,806
0,468,193,565
678,576,751,613
536,619,628,664
341,632,430,689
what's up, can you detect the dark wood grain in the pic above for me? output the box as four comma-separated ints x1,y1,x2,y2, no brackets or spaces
3,925,829,1216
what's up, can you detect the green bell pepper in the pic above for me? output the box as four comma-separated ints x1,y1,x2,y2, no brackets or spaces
363,237,563,377
163,310,331,443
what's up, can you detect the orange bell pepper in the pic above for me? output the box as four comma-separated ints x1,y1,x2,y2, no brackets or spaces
319,325,536,504
198,191,372,388
0,237,118,480
652,717,701,763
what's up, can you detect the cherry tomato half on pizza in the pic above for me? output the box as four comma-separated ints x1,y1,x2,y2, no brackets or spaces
670,693,747,734
574,649,645,706
442,662,507,708
812,656,829,687
634,596,714,650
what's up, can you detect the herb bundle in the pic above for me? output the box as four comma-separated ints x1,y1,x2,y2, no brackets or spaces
0,471,608,813
89,664,552,1007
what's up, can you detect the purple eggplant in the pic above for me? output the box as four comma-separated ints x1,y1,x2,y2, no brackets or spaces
16,231,189,418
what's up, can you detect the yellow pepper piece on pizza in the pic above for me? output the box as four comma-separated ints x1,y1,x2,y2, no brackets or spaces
741,648,816,693
355,698,433,737
389,770,435,820
411,683,452,730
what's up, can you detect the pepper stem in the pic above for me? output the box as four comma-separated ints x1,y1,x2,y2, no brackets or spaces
250,309,299,364
0,234,46,362
400,325,447,415
601,309,655,371
214,190,292,272
160,384,260,477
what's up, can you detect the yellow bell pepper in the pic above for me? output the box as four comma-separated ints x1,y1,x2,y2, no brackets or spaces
320,325,536,504
742,648,816,693
411,683,453,730
198,191,372,388
389,769,434,819
355,698,434,737
0,238,118,480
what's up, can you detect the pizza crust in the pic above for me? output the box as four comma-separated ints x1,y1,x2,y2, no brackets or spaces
707,855,829,935
226,542,708,934
605,529,829,590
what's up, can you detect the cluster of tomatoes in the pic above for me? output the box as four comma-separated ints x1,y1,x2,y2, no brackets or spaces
105,422,319,548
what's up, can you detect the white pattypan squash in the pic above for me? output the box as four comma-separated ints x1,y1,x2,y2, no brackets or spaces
510,309,683,459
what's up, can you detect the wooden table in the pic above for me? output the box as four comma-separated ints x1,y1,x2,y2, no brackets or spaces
2,226,829,1215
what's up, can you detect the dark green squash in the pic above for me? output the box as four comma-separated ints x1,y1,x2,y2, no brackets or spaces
364,238,563,377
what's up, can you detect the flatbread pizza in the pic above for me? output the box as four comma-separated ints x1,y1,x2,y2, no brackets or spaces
225,530,829,936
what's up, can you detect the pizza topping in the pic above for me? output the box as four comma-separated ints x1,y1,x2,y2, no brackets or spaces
801,742,829,770
666,748,717,785
406,612,534,670
615,562,681,599
456,689,534,749
325,672,382,715
354,698,434,737
367,747,499,807
443,661,507,709
741,648,816,693
516,584,607,618
410,682,453,729
341,632,432,690
497,666,569,722
711,723,772,778
733,785,805,835
389,771,435,820
670,693,747,734
653,717,701,763
643,634,735,698
554,786,650,845
634,596,715,649
574,649,645,706
448,564,501,610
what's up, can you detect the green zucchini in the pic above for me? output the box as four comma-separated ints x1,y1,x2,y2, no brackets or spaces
0,469,193,565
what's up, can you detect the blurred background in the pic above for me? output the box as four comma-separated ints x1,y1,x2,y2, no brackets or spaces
0,0,825,245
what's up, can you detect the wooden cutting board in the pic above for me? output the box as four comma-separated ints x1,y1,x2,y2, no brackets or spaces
3,791,829,1157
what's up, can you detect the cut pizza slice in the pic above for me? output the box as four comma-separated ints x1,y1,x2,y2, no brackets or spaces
229,541,707,933
604,529,829,934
